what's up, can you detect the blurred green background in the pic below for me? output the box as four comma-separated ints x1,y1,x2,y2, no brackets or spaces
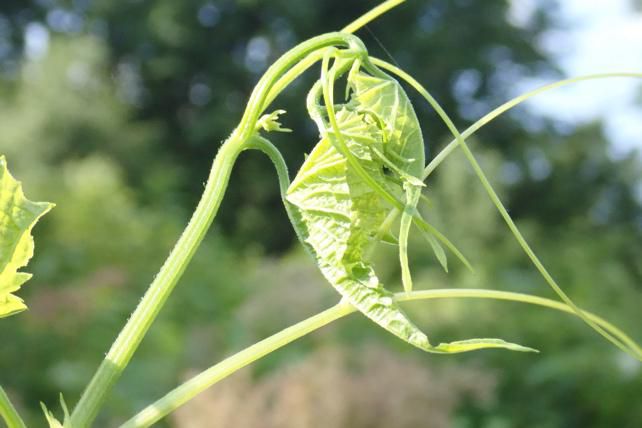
1,1,641,427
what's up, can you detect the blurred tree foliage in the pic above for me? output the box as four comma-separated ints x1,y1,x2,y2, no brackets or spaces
0,0,640,427
0,0,565,251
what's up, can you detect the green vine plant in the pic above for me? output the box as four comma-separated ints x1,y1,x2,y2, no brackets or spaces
1,1,641,427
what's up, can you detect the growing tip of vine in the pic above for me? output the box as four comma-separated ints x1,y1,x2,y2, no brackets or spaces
256,109,292,133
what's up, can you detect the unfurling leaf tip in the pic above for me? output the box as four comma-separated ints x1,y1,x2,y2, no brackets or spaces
257,109,292,133
41,394,70,428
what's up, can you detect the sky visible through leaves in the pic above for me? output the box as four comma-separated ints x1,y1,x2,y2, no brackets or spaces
510,0,642,158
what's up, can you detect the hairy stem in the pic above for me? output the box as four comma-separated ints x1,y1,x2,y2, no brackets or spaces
69,30,374,427
120,288,636,428
0,386,26,428
69,133,245,427
238,33,363,137
263,0,407,110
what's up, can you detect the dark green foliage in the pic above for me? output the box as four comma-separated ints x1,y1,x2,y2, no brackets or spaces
1,0,559,252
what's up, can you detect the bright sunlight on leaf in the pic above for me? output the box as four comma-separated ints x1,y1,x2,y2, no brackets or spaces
0,155,53,318
287,58,533,355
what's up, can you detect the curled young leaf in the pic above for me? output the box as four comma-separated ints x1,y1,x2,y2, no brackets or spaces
0,156,53,318
286,56,531,354
287,105,433,350
256,109,292,133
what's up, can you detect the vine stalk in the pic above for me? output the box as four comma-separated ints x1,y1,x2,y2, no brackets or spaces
119,287,638,428
61,1,641,426
69,133,244,427
0,386,26,428
68,0,396,419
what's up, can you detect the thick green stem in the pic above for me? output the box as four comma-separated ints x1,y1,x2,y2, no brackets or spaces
262,0,403,110
69,133,245,427
238,33,362,136
70,31,367,428
119,287,637,428
0,386,26,428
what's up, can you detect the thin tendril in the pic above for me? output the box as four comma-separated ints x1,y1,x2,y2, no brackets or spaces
341,0,406,34
320,52,472,269
370,57,642,360
423,72,642,180
120,287,637,428
365,25,401,68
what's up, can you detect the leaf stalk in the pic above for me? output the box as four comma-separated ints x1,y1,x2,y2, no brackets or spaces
120,287,637,428
0,386,26,428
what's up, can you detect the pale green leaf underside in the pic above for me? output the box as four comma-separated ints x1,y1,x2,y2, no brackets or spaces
286,64,531,354
350,71,425,178
0,155,53,318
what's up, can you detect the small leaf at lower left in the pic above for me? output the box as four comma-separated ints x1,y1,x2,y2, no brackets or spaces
0,155,53,318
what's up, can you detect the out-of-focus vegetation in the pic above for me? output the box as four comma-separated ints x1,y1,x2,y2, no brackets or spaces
0,1,640,427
